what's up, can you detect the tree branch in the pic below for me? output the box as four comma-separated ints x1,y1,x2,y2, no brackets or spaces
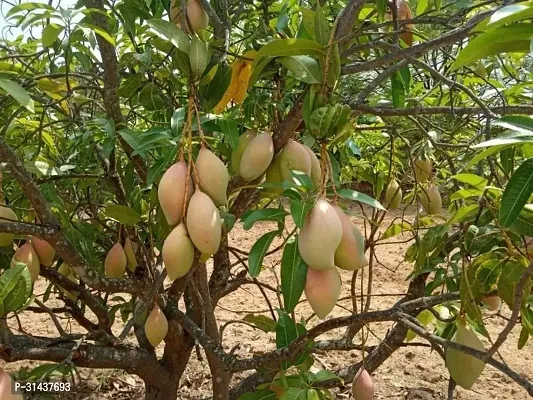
349,104,533,116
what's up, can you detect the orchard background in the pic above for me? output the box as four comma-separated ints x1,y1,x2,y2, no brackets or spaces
0,0,532,399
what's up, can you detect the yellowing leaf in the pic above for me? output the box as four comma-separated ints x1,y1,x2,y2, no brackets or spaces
213,56,254,113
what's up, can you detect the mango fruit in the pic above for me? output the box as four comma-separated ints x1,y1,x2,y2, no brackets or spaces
352,368,374,400
420,184,442,215
0,205,18,247
333,205,368,271
239,132,274,181
31,237,55,267
446,320,485,390
305,267,341,319
0,367,23,400
385,180,402,210
231,129,257,175
11,242,40,282
261,153,284,198
186,190,221,256
280,140,311,181
104,242,127,278
58,263,80,302
163,223,195,280
414,158,432,182
298,198,342,270
303,144,321,190
196,146,229,207
170,0,209,34
158,159,193,227
144,304,168,347
124,237,137,271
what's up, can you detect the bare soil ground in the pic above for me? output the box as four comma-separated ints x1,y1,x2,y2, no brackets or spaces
2,206,532,399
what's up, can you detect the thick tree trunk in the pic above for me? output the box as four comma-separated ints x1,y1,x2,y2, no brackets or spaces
144,382,178,400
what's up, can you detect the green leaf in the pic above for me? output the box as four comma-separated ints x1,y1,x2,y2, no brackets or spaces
447,204,479,225
475,259,503,293
510,209,533,236
243,209,288,230
417,0,429,15
131,128,173,155
190,35,209,78
380,222,413,240
476,3,533,32
390,71,405,108
451,24,533,70
80,23,116,46
500,147,515,175
105,204,142,226
243,314,277,333
473,136,533,148
518,326,529,349
337,189,386,210
460,271,484,326
498,259,531,308
452,173,488,189
147,147,177,186
4,266,32,313
376,0,388,19
117,74,144,99
201,64,232,109
239,389,277,400
290,200,313,229
289,171,313,191
499,158,533,227
276,310,298,349
314,2,330,46
249,56,273,87
0,78,34,112
42,23,64,47
492,115,533,136
0,264,26,304
278,56,321,84
257,38,324,58
301,8,316,40
311,370,340,383
281,388,307,400
219,119,239,149
6,2,55,18
249,231,279,277
281,237,308,313
146,19,189,52
466,145,511,168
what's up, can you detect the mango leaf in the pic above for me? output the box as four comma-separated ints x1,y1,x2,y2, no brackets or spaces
278,56,321,84
380,222,413,239
219,118,239,149
475,259,503,293
390,71,405,108
452,173,488,189
281,388,307,400
0,78,34,112
0,264,27,303
314,2,330,45
146,19,189,52
200,64,232,109
290,200,313,228
476,3,533,32
248,230,279,277
473,136,533,148
105,204,142,226
498,259,531,308
281,237,307,313
447,204,479,225
257,38,324,58
189,35,208,78
499,158,533,227
510,209,533,236
243,314,277,332
239,390,277,400
80,23,116,46
42,23,64,47
6,2,55,17
518,326,529,349
242,209,288,230
338,189,386,210
466,144,511,168
276,309,299,349
3,266,32,313
451,24,533,70
492,115,533,136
